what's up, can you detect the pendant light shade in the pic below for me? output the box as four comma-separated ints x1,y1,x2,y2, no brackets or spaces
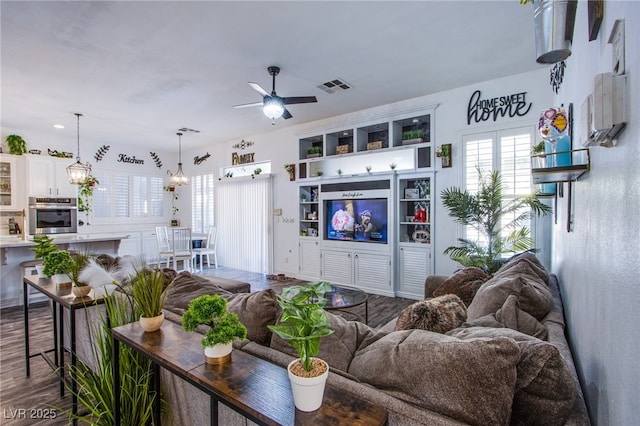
263,96,284,120
67,113,92,184
168,132,189,186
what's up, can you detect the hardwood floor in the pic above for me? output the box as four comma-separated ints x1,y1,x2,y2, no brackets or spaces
0,267,415,424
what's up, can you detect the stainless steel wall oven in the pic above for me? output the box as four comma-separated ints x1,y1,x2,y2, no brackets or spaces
28,197,78,235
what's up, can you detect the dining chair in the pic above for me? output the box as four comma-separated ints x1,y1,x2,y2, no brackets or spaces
193,226,218,272
155,226,173,267
172,228,196,272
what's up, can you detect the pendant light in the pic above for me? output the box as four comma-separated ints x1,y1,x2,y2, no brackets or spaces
168,132,189,186
66,113,92,184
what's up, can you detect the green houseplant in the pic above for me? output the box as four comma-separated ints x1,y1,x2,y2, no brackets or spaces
68,251,92,296
182,294,247,364
130,268,168,332
268,281,334,412
42,249,74,285
441,169,552,274
307,146,323,158
6,134,27,155
31,235,57,277
78,175,99,224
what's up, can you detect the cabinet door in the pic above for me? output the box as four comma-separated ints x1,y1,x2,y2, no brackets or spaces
299,239,320,278
52,158,78,198
0,155,24,210
354,252,391,295
321,250,353,285
398,246,431,299
28,156,55,196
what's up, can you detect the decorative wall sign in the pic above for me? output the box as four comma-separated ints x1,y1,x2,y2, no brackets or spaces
231,151,255,165
149,152,162,169
467,90,532,125
550,61,566,94
588,0,604,41
117,153,144,164
47,148,73,158
94,145,111,162
194,152,211,165
232,139,254,150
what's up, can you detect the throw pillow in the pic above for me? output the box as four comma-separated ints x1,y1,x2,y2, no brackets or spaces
394,294,467,333
500,252,549,284
164,272,231,313
467,261,554,321
270,310,384,374
446,326,577,425
348,330,520,426
469,294,548,340
225,289,280,346
432,267,489,306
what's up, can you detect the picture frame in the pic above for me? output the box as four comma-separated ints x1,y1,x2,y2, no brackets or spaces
404,188,420,199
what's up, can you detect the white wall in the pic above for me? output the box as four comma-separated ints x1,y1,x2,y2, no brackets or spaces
550,2,639,425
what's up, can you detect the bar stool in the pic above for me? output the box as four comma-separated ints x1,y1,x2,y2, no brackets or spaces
20,259,45,306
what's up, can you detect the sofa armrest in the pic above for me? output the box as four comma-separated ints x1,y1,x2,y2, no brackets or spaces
424,275,448,298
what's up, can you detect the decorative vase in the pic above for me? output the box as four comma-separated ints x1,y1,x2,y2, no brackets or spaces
204,343,233,365
36,264,46,279
52,273,71,286
72,285,92,298
287,358,329,412
533,0,578,64
139,312,164,332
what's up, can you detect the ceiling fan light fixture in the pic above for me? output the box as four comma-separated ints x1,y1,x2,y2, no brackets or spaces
66,113,92,184
168,132,189,186
263,97,284,120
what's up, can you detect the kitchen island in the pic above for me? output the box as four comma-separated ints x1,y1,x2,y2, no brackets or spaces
0,233,129,309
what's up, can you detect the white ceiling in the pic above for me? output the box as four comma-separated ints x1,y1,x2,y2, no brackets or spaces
1,1,543,152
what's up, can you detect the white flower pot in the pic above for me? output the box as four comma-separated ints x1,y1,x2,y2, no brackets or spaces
36,264,46,279
139,312,164,332
204,343,233,365
287,358,329,412
72,285,92,298
52,273,71,286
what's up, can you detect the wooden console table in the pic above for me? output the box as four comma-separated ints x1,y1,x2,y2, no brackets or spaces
111,319,388,426
23,275,109,425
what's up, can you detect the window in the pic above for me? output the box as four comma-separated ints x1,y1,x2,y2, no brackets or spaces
191,174,215,234
462,126,535,248
92,170,164,221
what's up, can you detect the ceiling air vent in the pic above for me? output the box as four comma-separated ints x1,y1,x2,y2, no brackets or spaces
316,78,352,94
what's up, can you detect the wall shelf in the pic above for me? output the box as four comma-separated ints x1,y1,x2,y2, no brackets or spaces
531,149,590,183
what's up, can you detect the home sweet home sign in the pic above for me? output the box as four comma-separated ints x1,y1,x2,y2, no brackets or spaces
467,90,532,125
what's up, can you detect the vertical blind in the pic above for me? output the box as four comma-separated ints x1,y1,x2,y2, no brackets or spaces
215,177,271,273
463,126,535,248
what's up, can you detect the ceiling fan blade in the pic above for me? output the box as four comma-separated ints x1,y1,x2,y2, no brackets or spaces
232,101,264,109
283,96,318,105
282,107,293,120
248,82,270,97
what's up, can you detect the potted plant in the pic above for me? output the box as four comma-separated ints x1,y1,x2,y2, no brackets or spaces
402,129,423,144
68,251,92,297
520,0,578,64
253,167,262,175
307,146,323,159
531,140,547,168
268,281,334,412
182,294,247,364
78,175,99,225
131,268,168,332
284,163,296,181
42,249,74,286
31,235,57,278
441,169,552,274
6,134,27,155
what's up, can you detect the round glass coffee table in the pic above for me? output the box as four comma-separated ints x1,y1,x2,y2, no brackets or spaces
323,284,368,324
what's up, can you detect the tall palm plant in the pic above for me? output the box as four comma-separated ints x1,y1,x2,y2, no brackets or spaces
441,169,552,274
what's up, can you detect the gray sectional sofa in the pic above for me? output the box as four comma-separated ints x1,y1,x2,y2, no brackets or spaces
73,253,590,425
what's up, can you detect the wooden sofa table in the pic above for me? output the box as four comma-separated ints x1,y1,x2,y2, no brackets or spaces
111,319,388,426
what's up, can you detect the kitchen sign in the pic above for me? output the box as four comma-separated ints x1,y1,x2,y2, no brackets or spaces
467,90,532,125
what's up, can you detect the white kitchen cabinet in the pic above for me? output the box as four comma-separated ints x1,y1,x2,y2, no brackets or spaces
27,156,77,198
299,239,320,279
0,154,26,210
397,245,431,299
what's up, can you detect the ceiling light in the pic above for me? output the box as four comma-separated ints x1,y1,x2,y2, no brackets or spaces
66,113,92,184
263,96,284,122
168,132,189,186
54,124,64,129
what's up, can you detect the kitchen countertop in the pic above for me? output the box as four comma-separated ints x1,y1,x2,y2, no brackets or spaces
0,233,131,249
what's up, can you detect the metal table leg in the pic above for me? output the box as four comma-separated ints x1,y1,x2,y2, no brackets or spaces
23,278,30,377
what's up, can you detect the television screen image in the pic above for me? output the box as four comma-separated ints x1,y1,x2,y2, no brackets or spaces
325,198,388,244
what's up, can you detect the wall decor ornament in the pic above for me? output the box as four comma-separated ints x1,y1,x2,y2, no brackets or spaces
284,164,295,181
550,61,566,93
94,145,111,162
194,152,211,165
48,148,73,158
117,154,144,164
538,106,568,166
149,152,163,169
232,139,254,150
436,144,452,168
467,90,532,124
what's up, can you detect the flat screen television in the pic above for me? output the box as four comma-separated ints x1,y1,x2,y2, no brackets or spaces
324,198,388,244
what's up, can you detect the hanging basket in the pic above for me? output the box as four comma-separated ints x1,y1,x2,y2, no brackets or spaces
533,0,578,64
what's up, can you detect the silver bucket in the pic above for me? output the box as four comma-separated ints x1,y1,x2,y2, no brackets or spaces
534,0,578,64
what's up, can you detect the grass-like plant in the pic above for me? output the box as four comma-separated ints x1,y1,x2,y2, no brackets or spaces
441,168,552,273
68,251,91,286
130,268,168,319
182,294,247,348
268,281,334,372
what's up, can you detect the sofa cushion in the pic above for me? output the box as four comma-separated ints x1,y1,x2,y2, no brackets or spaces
446,326,577,425
394,294,467,333
501,252,549,284
469,294,548,340
432,267,489,306
348,330,520,426
467,261,554,321
270,311,383,374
